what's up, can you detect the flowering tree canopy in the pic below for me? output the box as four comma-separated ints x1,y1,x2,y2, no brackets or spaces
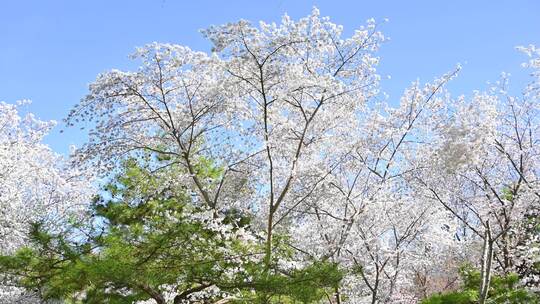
1,8,540,304
0,101,94,303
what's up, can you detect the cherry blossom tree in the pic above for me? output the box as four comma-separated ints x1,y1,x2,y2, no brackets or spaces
0,101,94,303
66,8,386,278
286,68,465,303
412,47,540,303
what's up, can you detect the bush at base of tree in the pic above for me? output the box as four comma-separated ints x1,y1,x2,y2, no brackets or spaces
421,265,539,304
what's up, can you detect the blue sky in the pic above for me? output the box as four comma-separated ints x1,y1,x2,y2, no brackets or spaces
1,0,539,154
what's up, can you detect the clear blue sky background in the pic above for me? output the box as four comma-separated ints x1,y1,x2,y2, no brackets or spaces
1,0,539,154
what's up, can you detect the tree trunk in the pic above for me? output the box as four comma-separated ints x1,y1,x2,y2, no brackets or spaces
479,222,494,304
264,209,274,272
139,284,166,304
334,286,342,304
371,271,380,304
